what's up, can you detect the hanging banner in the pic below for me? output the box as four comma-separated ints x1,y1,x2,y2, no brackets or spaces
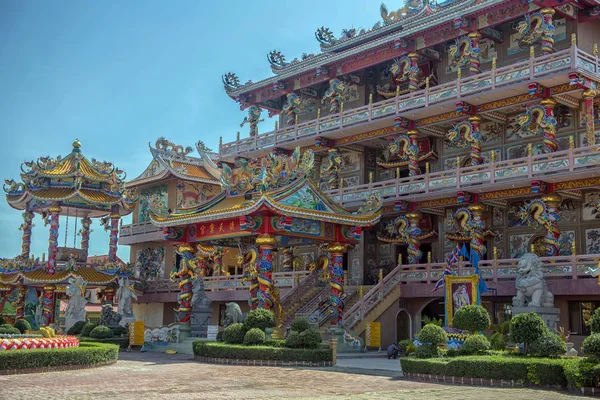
365,322,381,348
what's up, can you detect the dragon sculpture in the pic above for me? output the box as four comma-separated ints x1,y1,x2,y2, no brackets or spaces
448,36,478,74
282,247,296,272
282,93,303,126
3,179,26,193
240,246,260,309
515,11,555,54
171,245,202,323
240,105,264,137
452,206,486,268
267,50,288,68
222,72,241,90
323,148,344,190
155,137,193,156
447,120,483,165
392,56,420,92
220,146,314,196
516,102,558,153
380,1,431,24
380,215,424,264
517,196,561,257
18,211,34,259
386,134,420,176
322,78,346,114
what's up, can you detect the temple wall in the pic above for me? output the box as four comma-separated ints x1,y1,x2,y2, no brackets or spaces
129,242,174,280
577,20,600,54
133,302,164,328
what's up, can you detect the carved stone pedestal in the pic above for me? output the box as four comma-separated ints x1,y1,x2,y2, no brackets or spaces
512,307,560,331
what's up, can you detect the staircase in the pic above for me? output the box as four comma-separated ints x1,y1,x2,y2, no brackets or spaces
342,263,403,336
280,269,323,330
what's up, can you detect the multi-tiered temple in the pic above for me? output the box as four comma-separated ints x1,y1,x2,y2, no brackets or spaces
119,0,600,351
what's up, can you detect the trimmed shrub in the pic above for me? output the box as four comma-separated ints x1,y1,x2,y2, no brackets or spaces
290,318,311,333
0,342,118,371
452,305,490,333
414,344,438,359
243,328,266,346
489,332,506,351
510,312,547,353
591,308,600,334
417,324,447,345
67,321,86,335
529,332,567,358
399,339,413,354
90,325,114,339
79,336,129,348
222,323,246,344
285,331,302,348
81,322,97,337
583,333,600,358
244,309,275,332
300,328,322,349
110,326,129,337
264,339,285,348
0,324,20,335
460,334,490,355
193,341,332,363
14,319,31,334
401,355,572,387
216,331,224,342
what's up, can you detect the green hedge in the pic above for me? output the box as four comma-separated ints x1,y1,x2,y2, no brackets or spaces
0,342,118,371
193,341,332,362
79,336,130,348
401,355,578,387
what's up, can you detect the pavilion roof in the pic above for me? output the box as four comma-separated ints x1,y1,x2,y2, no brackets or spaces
4,139,136,217
127,138,221,188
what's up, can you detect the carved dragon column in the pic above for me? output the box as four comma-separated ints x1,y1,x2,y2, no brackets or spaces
171,245,198,324
19,211,34,259
327,242,348,326
407,130,421,177
467,203,486,267
541,98,558,153
256,234,277,310
540,8,555,55
79,216,92,257
327,148,343,190
212,246,224,276
42,284,56,326
468,32,482,75
542,193,562,257
408,53,420,92
47,204,62,275
282,247,294,272
108,212,120,262
469,115,483,166
15,285,26,320
406,211,423,264
583,89,597,146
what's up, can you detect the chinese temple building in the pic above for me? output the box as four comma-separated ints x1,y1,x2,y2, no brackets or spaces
116,1,600,351
0,139,136,328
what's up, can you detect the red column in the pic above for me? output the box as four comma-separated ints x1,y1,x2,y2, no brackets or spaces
42,285,56,326
327,243,348,326
541,98,558,153
256,234,277,310
468,32,482,75
408,53,420,92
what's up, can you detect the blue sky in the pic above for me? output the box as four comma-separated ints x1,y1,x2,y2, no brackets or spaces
0,0,379,261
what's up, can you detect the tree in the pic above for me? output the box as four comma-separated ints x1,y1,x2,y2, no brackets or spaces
510,312,547,354
452,305,491,333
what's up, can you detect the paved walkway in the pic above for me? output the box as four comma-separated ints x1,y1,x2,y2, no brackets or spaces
0,352,583,399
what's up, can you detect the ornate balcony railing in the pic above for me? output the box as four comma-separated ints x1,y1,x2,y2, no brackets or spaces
220,46,598,158
119,221,164,245
343,254,600,329
141,270,312,294
327,144,600,207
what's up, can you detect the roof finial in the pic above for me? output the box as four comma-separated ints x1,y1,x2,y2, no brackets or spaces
73,138,82,151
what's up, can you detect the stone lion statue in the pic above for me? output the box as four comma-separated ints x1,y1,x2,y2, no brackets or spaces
224,302,245,327
512,253,554,308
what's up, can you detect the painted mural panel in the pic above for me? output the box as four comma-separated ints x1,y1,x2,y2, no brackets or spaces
583,191,600,220
139,184,168,223
176,180,219,209
559,230,576,256
509,233,535,258
586,228,600,254
135,247,166,280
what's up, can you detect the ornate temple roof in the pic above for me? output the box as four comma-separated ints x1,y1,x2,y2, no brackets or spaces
4,139,136,218
223,0,505,99
150,147,382,228
127,138,221,188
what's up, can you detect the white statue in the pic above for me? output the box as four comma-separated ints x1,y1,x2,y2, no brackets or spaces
65,277,87,332
224,302,244,327
34,292,43,328
512,253,554,308
115,277,137,327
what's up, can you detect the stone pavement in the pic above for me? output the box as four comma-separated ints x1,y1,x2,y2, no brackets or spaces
0,351,584,400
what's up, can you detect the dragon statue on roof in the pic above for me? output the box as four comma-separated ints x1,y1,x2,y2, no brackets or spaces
381,0,432,24
222,72,241,90
155,137,193,156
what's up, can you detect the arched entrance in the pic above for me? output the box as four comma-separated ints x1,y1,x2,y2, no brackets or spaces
418,297,445,329
396,309,411,342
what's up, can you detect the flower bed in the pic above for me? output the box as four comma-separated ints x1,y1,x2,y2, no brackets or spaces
0,342,118,374
193,341,333,365
0,336,79,351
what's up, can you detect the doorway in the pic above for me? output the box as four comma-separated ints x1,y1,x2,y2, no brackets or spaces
396,309,411,342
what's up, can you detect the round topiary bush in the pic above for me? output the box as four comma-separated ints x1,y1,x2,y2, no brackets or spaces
0,324,20,335
67,321,87,335
222,323,246,344
583,333,600,358
413,344,438,359
81,322,97,337
110,325,129,337
243,327,266,346
290,317,311,333
14,319,31,334
417,324,448,345
89,325,114,339
460,334,490,355
529,331,567,358
510,312,547,353
244,309,276,332
452,305,490,333
590,308,600,334
216,331,224,342
300,328,322,349
285,331,303,348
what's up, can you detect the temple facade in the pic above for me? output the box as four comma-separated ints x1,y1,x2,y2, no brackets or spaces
120,1,600,350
